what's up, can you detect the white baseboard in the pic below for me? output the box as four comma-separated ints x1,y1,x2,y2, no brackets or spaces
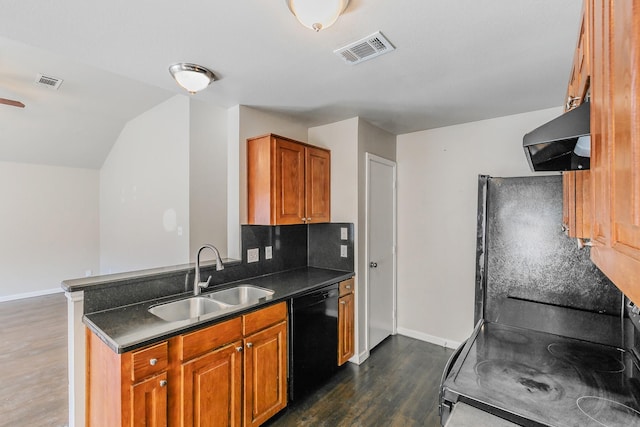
352,349,370,365
0,287,63,303
397,326,462,350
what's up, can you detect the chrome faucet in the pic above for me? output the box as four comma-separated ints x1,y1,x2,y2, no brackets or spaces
194,244,224,296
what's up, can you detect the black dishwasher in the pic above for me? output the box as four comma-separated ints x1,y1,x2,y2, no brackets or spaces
289,282,339,402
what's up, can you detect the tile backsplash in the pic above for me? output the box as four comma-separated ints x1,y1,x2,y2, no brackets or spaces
241,222,355,274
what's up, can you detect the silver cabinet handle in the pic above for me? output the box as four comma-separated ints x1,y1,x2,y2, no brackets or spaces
346,285,351,289
159,380,167,387
246,342,253,348
340,301,346,305
370,262,378,268
236,346,243,352
149,358,158,366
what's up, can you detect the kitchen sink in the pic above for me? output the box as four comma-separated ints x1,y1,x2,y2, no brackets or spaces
148,297,230,322
207,285,274,306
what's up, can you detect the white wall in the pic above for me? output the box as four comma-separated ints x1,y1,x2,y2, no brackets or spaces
0,162,99,300
189,99,228,260
100,95,190,274
396,107,562,345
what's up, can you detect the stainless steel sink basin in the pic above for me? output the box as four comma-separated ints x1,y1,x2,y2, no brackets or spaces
148,297,230,322
207,285,274,306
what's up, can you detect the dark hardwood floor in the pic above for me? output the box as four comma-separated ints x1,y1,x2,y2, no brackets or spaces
0,294,452,427
268,335,453,427
0,293,68,427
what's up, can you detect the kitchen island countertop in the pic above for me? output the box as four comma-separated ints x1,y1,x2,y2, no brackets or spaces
84,267,354,354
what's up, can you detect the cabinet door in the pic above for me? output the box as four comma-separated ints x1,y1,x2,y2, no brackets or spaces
562,5,592,240
305,146,331,223
244,321,287,427
181,342,243,427
591,0,640,303
275,138,306,225
131,372,168,427
590,0,612,250
338,293,355,366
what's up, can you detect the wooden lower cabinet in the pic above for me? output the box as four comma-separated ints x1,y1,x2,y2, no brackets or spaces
86,331,169,427
243,321,288,427
181,341,243,427
86,302,288,427
132,372,168,427
338,278,355,366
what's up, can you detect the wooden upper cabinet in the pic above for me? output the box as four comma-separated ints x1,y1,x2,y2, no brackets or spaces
590,0,640,305
566,5,590,111
562,3,592,240
247,134,330,225
305,146,331,223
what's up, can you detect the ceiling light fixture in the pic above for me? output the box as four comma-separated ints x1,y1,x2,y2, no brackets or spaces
286,0,349,32
168,63,216,94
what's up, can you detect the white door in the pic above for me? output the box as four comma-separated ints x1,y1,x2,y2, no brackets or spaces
366,153,396,351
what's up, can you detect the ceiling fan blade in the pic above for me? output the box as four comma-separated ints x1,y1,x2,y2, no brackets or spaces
0,98,25,108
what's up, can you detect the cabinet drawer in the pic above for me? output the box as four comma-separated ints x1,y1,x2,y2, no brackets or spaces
179,317,242,362
243,302,287,336
131,341,168,382
339,278,354,296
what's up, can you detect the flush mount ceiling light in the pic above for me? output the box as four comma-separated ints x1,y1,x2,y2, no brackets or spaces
168,63,216,94
286,0,349,32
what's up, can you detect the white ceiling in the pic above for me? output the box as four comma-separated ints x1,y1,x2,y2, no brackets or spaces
0,0,582,169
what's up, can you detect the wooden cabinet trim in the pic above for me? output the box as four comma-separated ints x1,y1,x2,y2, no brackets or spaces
243,302,287,337
131,341,168,382
179,317,243,362
339,277,355,297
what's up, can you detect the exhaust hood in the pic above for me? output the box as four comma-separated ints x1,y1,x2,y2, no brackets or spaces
523,101,591,171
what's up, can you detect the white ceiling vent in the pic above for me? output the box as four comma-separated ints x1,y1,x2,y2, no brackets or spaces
35,74,63,90
334,31,395,65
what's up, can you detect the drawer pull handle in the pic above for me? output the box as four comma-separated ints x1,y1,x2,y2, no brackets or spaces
340,301,346,305
149,358,158,366
236,346,243,352
246,342,253,348
159,380,167,387
346,285,351,289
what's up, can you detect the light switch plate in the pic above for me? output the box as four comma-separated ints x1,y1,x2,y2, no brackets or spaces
340,245,348,258
341,227,348,240
265,246,273,260
247,248,259,263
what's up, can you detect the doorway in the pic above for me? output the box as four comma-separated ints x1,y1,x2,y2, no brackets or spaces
365,153,397,352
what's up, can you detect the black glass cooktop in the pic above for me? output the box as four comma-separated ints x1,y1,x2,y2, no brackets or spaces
442,322,640,426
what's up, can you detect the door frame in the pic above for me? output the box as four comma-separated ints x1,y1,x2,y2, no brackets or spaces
364,153,397,356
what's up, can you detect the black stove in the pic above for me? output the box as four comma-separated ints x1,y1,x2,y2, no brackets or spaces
439,176,640,427
442,322,640,426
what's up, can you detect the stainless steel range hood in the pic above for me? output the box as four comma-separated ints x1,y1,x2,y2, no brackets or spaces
523,101,591,171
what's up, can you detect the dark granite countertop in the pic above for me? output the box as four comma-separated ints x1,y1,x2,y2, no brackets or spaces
84,267,354,354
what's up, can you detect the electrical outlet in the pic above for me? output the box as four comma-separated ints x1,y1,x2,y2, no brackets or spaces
340,245,348,258
341,227,348,240
265,246,273,259
247,248,259,263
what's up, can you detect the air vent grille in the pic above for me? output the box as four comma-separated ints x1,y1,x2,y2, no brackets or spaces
334,31,395,65
35,74,63,90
